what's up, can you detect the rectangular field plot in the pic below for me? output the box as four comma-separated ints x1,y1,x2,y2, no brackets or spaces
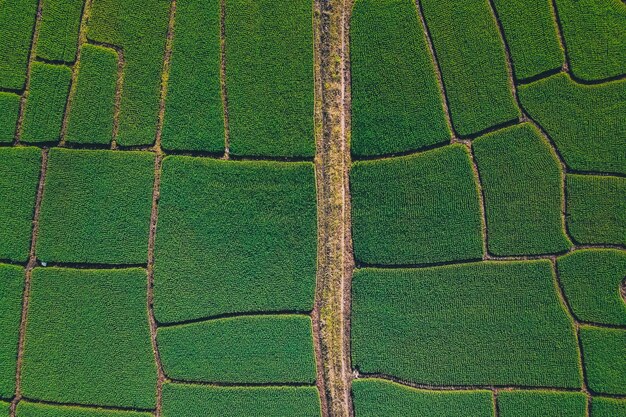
162,383,321,417
87,0,170,146
37,0,84,62
154,157,317,324
591,398,626,416
350,0,449,156
0,147,41,262
420,0,519,136
0,0,38,90
0,402,8,416
16,402,152,417
37,149,154,264
158,315,316,384
519,74,626,175
580,327,626,395
21,62,72,144
352,379,494,417
0,264,24,400
0,92,20,143
351,261,581,387
65,44,118,145
225,0,315,157
497,391,586,417
351,144,483,265
162,0,224,152
473,123,570,256
21,267,157,409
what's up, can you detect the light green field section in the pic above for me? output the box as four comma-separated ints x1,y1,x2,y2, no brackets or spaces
0,0,38,90
580,327,626,395
498,390,586,417
16,402,152,417
0,92,20,143
0,264,24,400
591,398,626,417
37,0,84,62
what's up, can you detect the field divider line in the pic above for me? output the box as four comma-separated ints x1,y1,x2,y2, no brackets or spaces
157,310,313,329
18,397,155,414
59,0,93,147
549,0,570,74
10,148,49,417
13,0,44,146
219,0,230,159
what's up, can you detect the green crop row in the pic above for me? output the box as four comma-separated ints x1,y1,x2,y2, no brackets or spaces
420,0,519,136
162,0,224,152
350,0,449,157
0,0,38,90
0,264,24,400
154,156,317,324
555,0,626,81
21,267,157,409
0,147,41,262
65,44,118,145
225,0,315,157
0,92,20,143
352,261,581,387
158,315,317,384
37,0,84,63
16,402,151,417
473,123,571,256
351,144,483,265
519,73,626,175
87,0,169,146
162,383,321,417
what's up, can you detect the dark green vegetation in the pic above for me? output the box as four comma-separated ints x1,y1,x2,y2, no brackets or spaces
420,0,519,136
0,264,23,399
21,62,72,144
225,0,314,157
351,379,493,417
352,261,581,387
162,0,223,152
0,147,41,262
154,157,317,323
555,0,626,81
21,267,157,409
350,0,449,156
37,0,84,62
0,402,8,416
565,174,625,245
497,391,586,417
0,0,37,90
351,144,482,265
65,44,118,145
580,327,626,395
87,0,169,146
162,383,321,417
16,402,152,417
37,149,154,264
558,249,626,325
158,315,316,384
519,74,626,175
473,123,570,255
0,92,19,142
592,398,626,417
492,0,563,80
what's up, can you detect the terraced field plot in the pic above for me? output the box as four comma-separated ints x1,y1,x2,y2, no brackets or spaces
0,0,624,416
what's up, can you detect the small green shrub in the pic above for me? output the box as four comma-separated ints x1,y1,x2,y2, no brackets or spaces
580,327,626,395
0,264,24,399
16,402,152,417
21,62,72,144
0,147,41,262
566,174,625,245
420,0,519,136
154,157,317,323
352,379,493,417
162,0,223,152
37,0,84,62
352,261,581,387
498,390,586,417
351,144,483,265
65,44,117,145
158,315,316,384
519,74,626,175
0,0,38,89
350,0,449,156
0,92,19,143
225,0,314,157
37,149,154,264
473,123,571,255
558,249,626,326
21,267,157,409
162,383,321,417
